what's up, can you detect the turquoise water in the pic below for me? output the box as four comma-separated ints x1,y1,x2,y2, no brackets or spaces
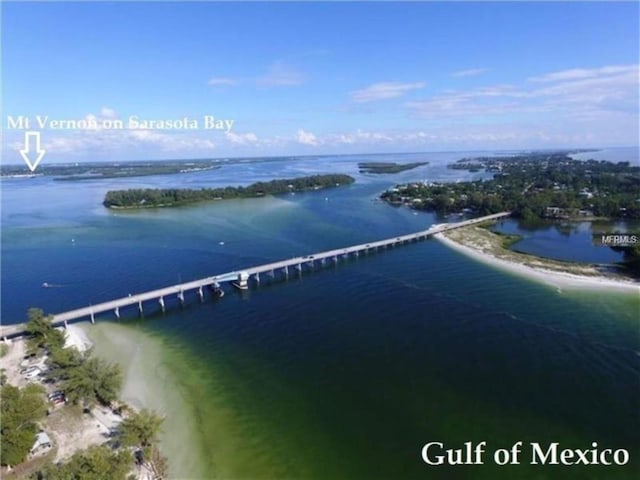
2,150,639,479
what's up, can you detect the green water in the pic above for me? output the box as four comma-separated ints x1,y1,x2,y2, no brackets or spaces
3,153,639,479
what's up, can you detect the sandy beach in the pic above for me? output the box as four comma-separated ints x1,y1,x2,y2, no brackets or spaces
436,232,640,294
79,322,206,479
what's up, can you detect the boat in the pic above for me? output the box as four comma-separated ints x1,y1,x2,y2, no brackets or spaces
208,283,225,297
42,282,50,288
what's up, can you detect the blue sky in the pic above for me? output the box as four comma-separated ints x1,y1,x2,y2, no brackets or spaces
2,1,639,162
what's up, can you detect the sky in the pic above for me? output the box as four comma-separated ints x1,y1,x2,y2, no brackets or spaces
1,1,639,163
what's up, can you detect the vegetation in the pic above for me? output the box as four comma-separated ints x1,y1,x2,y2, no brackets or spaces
21,307,123,407
358,161,428,174
103,173,355,208
33,445,133,480
118,408,164,455
25,308,65,355
0,343,8,357
381,152,640,220
0,384,47,466
45,347,122,407
6,307,167,478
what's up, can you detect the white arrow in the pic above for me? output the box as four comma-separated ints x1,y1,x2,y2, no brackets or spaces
19,131,46,172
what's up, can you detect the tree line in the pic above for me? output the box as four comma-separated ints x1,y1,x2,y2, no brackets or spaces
103,174,355,208
1,309,167,479
381,154,640,220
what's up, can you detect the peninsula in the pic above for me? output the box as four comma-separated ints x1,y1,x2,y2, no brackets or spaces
103,174,355,209
381,152,640,221
379,151,640,289
437,225,640,293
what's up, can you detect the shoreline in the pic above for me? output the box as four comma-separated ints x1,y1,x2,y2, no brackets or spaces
435,231,640,294
79,322,206,479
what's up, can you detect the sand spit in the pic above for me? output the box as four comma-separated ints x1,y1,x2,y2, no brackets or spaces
436,228,640,294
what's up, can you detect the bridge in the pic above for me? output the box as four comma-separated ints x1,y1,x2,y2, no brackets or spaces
1,212,510,339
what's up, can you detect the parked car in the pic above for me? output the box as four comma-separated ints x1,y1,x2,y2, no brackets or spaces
24,368,42,380
48,390,64,400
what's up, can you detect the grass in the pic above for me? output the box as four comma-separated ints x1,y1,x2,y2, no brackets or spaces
489,229,523,248
0,343,8,358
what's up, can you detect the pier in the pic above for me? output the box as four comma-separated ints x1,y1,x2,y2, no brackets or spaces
1,212,510,339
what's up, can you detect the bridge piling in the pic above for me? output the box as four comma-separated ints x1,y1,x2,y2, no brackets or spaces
0,212,513,341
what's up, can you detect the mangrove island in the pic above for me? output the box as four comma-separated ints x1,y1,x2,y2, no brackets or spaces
103,174,355,209
358,161,428,174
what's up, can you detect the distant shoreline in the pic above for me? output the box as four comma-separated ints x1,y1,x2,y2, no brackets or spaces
436,226,640,293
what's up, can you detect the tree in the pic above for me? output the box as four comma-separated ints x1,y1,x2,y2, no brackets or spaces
86,357,122,405
34,445,132,480
1,384,47,466
119,409,164,455
61,356,122,407
25,308,65,354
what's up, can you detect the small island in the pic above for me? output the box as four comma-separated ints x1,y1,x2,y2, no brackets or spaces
358,161,428,174
103,174,355,209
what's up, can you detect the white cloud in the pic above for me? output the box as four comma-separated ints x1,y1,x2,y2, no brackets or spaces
296,129,319,146
406,64,639,122
225,131,259,145
452,68,488,78
527,64,637,83
350,82,425,103
100,106,118,119
208,77,239,86
257,61,305,87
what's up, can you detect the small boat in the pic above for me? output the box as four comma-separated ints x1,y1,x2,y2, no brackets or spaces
42,282,50,288
208,284,225,297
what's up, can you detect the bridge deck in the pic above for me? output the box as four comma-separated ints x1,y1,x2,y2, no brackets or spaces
1,212,510,339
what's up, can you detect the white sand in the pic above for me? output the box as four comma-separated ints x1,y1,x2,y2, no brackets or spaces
62,324,93,352
79,323,204,479
436,233,640,294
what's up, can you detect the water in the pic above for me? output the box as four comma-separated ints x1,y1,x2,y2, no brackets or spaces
492,219,639,264
2,150,639,479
